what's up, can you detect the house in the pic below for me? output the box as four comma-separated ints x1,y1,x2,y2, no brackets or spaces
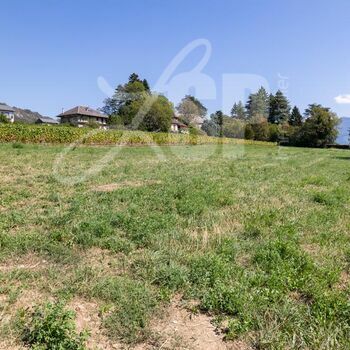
57,106,108,128
191,116,204,129
35,117,59,125
0,104,15,123
171,117,189,133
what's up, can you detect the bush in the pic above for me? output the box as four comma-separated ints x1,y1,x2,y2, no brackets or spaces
268,124,280,142
250,120,270,141
244,124,254,139
18,301,89,350
0,113,9,124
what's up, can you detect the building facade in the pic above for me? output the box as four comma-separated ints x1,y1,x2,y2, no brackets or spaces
0,104,15,123
171,117,189,133
58,106,108,128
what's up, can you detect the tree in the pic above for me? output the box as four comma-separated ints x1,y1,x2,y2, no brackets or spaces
214,110,224,137
296,104,339,147
246,87,270,119
222,117,245,138
0,114,9,124
128,73,142,84
244,124,254,139
231,101,246,120
202,118,218,136
101,73,150,126
176,95,207,124
289,106,303,126
139,95,173,132
250,119,270,141
269,90,290,124
142,79,150,92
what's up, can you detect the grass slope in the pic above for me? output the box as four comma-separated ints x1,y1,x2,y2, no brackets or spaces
0,143,350,349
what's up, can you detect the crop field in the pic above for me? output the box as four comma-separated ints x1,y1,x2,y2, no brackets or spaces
0,142,350,349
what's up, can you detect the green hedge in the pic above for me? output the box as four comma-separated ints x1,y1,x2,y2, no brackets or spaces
0,124,275,146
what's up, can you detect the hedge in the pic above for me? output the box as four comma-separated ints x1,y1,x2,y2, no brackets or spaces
0,124,275,146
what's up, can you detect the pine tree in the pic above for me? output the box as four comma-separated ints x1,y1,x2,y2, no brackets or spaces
142,79,150,92
268,90,290,124
129,73,141,83
231,101,246,120
215,110,224,137
246,87,270,120
289,106,303,126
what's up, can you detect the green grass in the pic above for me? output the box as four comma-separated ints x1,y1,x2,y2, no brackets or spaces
0,142,350,349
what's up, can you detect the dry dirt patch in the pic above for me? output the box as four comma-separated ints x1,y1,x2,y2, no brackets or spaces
0,253,48,273
82,247,128,276
93,180,162,192
335,270,350,291
69,298,115,350
150,296,251,350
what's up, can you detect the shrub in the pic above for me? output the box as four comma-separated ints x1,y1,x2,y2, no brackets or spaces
244,124,254,140
0,113,9,124
268,124,280,142
18,301,89,350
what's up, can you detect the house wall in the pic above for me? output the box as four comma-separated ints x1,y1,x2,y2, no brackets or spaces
171,124,179,132
60,114,108,128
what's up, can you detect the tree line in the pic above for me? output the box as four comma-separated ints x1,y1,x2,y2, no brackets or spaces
85,73,340,147
203,87,339,147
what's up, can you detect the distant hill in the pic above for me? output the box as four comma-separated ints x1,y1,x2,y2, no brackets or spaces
337,117,350,145
0,102,51,124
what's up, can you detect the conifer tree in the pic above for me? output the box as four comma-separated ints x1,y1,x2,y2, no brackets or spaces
246,87,270,119
231,101,246,120
289,106,303,126
269,90,290,124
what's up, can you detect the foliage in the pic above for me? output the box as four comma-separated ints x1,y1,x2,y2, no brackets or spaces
0,124,273,146
201,118,218,136
86,121,100,129
18,302,88,350
289,106,303,126
246,87,270,119
249,118,270,141
269,90,291,124
139,95,173,132
222,117,245,138
293,104,339,147
0,113,9,124
244,124,254,139
176,95,207,124
214,111,224,137
230,101,246,120
101,74,173,132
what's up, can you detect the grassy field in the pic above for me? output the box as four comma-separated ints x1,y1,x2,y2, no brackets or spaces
0,142,350,349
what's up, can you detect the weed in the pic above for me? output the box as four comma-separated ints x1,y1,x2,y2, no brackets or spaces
17,301,89,350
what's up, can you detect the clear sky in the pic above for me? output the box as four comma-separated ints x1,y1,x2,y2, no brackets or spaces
2,0,350,120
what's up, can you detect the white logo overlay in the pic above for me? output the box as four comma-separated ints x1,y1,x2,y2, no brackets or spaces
53,39,282,185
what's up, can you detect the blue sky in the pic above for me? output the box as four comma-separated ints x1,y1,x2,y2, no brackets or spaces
2,0,350,122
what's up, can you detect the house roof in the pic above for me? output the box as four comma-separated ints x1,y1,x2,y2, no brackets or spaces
58,106,107,118
0,103,14,112
37,117,59,124
171,118,188,128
